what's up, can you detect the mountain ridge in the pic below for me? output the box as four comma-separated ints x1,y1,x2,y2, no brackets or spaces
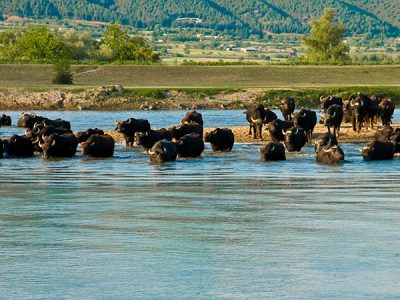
0,0,399,38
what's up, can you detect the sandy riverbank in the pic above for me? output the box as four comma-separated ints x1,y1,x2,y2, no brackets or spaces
104,122,392,144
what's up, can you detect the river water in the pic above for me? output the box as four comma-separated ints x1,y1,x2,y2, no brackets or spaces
1,110,400,299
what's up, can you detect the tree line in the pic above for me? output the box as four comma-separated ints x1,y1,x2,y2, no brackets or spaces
0,23,159,63
0,0,399,39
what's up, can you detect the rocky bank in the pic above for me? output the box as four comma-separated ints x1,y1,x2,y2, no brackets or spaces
0,85,266,110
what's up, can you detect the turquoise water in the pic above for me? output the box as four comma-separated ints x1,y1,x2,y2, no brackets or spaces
1,111,400,299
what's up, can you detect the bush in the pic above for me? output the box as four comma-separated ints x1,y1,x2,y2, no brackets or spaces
53,60,73,85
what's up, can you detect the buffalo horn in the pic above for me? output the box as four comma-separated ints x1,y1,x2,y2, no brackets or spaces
51,139,56,147
126,118,132,124
271,145,275,152
148,149,156,155
39,140,44,147
293,128,298,134
250,117,263,124
323,147,333,153
33,136,40,144
31,113,37,117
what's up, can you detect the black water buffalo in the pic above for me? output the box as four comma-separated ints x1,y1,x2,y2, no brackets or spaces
349,93,376,131
3,135,34,157
136,128,173,151
349,94,368,132
342,99,352,123
316,144,345,165
390,128,400,153
115,118,151,147
25,124,72,153
374,126,393,141
267,119,293,142
148,140,177,163
80,134,115,158
0,114,11,126
204,128,234,152
0,139,3,158
17,113,47,129
180,111,204,126
264,108,278,124
292,109,317,141
279,97,295,121
360,139,395,161
284,127,307,152
258,142,286,161
315,133,338,153
76,128,105,143
40,133,78,158
320,95,343,112
245,103,266,139
324,104,343,138
169,123,203,140
175,133,204,158
378,97,395,126
42,118,71,130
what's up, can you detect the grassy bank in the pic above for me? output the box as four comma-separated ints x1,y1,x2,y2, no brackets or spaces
0,64,399,88
1,85,399,110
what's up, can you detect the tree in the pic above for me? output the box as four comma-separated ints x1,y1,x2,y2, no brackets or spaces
16,25,69,62
0,30,21,60
302,9,350,63
52,60,73,85
101,23,159,63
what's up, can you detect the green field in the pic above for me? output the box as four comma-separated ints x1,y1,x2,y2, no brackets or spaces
0,64,399,89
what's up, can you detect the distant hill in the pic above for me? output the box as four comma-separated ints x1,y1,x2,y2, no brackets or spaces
1,0,399,38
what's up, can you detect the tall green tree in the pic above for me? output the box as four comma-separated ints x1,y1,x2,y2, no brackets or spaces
101,23,159,63
302,9,350,63
16,25,69,62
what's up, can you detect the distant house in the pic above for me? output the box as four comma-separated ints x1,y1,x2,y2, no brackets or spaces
176,18,203,24
226,46,242,52
241,47,258,52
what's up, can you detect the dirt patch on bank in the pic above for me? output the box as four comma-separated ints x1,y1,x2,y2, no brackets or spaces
105,123,388,144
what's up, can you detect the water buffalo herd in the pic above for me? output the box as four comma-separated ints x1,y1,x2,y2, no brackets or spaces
0,93,398,164
246,92,397,163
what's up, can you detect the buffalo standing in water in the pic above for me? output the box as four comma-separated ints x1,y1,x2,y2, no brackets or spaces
360,139,395,161
115,118,151,147
205,128,234,152
80,134,115,158
258,142,286,161
175,133,204,158
316,144,344,165
284,127,307,152
40,133,78,159
245,103,266,139
292,109,317,141
0,114,12,126
180,111,204,126
279,97,295,121
3,135,34,157
148,140,177,163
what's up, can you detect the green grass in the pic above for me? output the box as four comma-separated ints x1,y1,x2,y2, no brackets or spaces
1,64,399,89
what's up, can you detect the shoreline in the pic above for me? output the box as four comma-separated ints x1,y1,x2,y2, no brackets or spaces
1,85,399,111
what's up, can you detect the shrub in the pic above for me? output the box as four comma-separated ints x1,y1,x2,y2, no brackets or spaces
53,60,73,85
